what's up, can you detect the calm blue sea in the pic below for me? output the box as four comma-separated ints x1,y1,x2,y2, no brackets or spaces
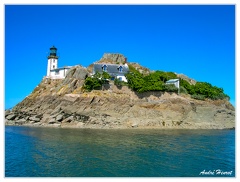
5,126,235,177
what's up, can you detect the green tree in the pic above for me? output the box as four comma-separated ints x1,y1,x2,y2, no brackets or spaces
125,71,145,92
83,76,102,91
83,71,111,91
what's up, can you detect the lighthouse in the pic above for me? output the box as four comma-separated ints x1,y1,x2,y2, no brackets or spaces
47,46,58,76
46,46,71,79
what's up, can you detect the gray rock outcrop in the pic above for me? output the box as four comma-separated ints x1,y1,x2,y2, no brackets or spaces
101,53,127,64
6,84,235,129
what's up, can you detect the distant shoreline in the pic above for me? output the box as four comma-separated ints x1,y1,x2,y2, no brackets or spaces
5,123,235,130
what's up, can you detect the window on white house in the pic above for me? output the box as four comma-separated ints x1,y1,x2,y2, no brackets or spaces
53,65,55,69
102,65,107,72
118,66,123,72
53,59,55,63
55,70,59,75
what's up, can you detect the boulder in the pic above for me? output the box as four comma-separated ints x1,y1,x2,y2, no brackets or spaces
14,117,19,121
29,116,40,122
15,118,26,125
6,114,17,120
48,118,56,124
35,114,42,118
29,120,36,124
50,112,60,119
62,116,74,123
56,114,63,121
131,123,138,128
50,107,62,115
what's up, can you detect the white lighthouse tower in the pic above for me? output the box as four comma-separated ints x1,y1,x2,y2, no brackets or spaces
47,46,58,77
46,46,71,79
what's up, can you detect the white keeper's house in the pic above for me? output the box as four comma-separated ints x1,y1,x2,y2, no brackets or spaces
46,46,71,79
92,63,129,82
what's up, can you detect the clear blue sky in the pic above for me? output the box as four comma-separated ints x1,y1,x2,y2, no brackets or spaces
5,5,235,109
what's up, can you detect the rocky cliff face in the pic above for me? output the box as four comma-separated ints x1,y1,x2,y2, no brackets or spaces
5,54,235,129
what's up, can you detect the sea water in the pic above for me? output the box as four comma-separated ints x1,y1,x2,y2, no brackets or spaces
5,126,235,177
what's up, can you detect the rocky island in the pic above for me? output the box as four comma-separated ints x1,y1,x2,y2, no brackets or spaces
5,53,235,129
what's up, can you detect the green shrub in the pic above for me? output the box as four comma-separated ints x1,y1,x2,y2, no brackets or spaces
165,84,178,92
83,72,111,91
125,66,229,101
126,69,177,93
180,79,195,94
102,71,111,80
180,86,188,94
125,71,145,91
210,93,230,100
83,77,102,91
114,78,126,87
192,82,229,100
191,94,206,100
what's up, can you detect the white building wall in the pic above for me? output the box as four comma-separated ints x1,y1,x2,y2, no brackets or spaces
59,69,66,78
49,68,70,79
176,81,179,88
116,75,128,82
172,81,180,88
166,80,180,88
